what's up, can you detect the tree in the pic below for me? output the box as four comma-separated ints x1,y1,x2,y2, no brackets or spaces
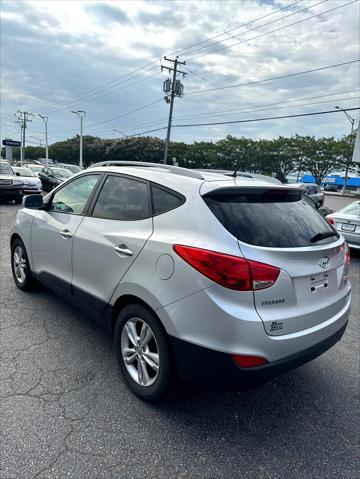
299,136,342,184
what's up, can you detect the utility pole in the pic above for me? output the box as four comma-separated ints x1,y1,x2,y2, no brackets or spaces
161,56,187,164
15,111,34,166
335,106,356,196
38,114,49,162
71,110,86,168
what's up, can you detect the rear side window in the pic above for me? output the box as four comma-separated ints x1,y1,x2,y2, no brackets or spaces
92,175,150,221
151,184,184,215
203,188,338,248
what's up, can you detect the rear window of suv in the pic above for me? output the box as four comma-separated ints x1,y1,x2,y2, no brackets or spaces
203,188,338,248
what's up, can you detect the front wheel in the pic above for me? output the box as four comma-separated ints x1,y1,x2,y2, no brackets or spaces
114,304,172,401
11,238,37,290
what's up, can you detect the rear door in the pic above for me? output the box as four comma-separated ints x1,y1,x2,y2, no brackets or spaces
72,174,153,312
203,186,350,336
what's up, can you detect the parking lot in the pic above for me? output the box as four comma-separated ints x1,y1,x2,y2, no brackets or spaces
0,195,359,479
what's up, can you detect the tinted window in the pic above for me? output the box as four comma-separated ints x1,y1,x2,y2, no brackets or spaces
152,184,184,215
50,175,99,214
93,175,150,221
203,188,338,248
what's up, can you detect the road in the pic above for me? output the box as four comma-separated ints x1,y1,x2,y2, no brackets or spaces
0,196,359,479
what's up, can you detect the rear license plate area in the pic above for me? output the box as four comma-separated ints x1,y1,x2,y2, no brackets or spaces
310,273,329,292
341,223,355,232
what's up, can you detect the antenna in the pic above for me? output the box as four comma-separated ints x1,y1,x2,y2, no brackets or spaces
231,150,247,177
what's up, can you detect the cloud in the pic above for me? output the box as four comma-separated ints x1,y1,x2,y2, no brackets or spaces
85,3,129,24
0,0,359,144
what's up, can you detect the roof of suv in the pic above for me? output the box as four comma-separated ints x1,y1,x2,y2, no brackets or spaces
87,161,297,196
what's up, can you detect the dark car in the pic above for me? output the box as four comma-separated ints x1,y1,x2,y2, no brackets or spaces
38,166,73,191
324,183,339,192
0,161,23,204
302,194,333,218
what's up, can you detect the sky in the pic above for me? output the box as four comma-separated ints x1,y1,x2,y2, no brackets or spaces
0,0,359,146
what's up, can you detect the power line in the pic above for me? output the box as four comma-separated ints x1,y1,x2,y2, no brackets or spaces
105,89,360,133
187,60,360,95
110,107,360,139
185,0,328,58
40,0,306,112
172,107,360,128
189,0,358,61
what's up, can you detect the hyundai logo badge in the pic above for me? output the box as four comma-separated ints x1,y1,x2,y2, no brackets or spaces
319,256,330,269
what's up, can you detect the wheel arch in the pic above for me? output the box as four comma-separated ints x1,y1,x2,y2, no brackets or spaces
111,294,161,334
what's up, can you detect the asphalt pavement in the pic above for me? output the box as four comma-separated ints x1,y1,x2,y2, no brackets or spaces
0,196,359,479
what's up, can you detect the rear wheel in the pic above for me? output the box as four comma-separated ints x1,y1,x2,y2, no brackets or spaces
114,304,172,401
11,238,37,290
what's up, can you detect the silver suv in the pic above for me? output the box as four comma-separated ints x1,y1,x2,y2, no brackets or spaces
10,162,351,401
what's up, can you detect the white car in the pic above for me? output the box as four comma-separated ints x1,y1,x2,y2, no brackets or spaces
13,167,42,195
10,161,351,401
326,201,360,250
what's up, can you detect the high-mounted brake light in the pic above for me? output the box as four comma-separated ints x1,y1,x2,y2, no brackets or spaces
173,245,280,291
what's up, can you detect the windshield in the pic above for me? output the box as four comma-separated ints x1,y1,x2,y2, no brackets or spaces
13,167,35,177
27,165,43,173
51,168,72,178
340,202,360,216
203,188,338,248
0,163,14,175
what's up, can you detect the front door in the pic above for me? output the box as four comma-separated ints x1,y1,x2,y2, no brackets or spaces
31,173,101,294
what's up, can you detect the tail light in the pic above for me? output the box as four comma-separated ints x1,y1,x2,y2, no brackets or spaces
327,217,335,225
173,245,280,291
345,243,350,270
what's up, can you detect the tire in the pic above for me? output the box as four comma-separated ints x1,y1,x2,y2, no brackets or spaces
114,304,172,402
11,238,37,291
15,196,23,205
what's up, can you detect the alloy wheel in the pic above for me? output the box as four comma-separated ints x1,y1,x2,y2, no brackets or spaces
121,318,160,387
13,245,27,284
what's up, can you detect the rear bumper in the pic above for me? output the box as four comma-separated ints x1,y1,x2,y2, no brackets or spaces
170,321,347,390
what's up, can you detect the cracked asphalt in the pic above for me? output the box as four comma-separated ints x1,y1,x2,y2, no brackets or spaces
1,197,359,479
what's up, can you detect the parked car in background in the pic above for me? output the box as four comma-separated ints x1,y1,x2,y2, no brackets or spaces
326,201,360,250
13,167,42,195
56,163,83,174
11,161,351,401
38,166,73,191
0,160,23,204
294,183,324,205
24,163,45,177
302,194,334,218
324,184,339,192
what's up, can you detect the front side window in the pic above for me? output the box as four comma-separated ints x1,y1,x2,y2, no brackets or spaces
92,175,150,221
50,174,99,214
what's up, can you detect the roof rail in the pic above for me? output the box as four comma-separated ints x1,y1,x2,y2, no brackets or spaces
88,161,203,180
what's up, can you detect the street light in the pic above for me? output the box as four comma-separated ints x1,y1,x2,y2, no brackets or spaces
71,110,86,168
38,114,49,162
335,106,357,195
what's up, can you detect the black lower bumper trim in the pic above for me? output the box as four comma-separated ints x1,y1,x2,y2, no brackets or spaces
170,322,347,391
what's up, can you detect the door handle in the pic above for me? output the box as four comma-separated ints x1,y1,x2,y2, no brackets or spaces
60,229,73,239
114,245,134,257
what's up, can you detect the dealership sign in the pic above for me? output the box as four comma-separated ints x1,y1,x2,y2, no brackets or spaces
2,139,21,147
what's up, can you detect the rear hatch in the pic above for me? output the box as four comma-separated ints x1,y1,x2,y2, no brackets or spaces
202,184,350,336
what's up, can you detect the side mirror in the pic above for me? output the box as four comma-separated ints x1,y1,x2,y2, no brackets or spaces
23,194,43,209
15,172,20,176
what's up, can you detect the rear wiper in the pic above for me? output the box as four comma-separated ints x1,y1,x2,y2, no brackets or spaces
310,231,338,243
